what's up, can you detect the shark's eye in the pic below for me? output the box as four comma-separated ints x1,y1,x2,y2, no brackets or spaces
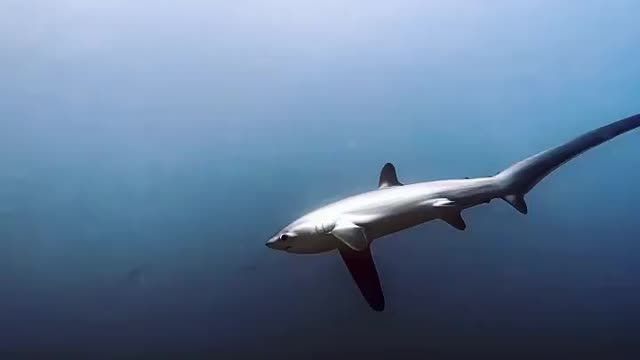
280,234,289,241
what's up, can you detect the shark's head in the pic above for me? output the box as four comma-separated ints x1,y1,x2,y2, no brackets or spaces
266,218,340,254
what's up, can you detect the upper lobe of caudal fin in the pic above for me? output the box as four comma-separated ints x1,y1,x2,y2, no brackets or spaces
496,113,640,195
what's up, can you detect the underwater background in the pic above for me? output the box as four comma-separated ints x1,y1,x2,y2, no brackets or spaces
2,0,640,357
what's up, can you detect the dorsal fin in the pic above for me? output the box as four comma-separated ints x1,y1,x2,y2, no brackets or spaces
378,163,403,189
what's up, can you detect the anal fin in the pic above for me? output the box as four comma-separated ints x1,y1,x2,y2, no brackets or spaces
503,194,528,214
441,212,466,231
339,247,385,312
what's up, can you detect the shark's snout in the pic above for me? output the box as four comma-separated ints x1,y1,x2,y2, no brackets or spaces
266,234,296,252
265,237,276,249
265,237,285,250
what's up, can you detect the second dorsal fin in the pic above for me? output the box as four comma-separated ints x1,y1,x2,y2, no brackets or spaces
378,163,403,189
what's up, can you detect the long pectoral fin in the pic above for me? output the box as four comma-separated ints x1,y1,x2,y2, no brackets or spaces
339,247,385,312
331,220,369,251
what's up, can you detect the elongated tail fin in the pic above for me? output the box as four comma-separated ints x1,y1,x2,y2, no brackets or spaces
496,114,640,203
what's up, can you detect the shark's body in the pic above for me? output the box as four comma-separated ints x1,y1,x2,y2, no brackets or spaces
266,114,640,311
290,177,499,251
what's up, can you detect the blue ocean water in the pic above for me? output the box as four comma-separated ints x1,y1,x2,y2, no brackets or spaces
2,0,640,356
